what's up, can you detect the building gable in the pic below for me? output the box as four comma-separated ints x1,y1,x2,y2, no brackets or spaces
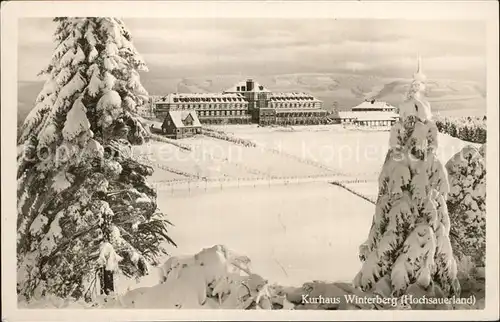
168,110,202,129
183,113,194,126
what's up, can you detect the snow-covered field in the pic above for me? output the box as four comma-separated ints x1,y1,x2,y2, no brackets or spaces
136,124,475,184
120,125,479,293
213,124,477,177
164,182,375,286
117,182,375,293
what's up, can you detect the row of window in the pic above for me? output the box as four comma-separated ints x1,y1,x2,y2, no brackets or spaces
158,103,249,110
276,113,327,117
270,97,315,101
341,119,396,126
276,110,327,114
179,128,201,133
198,110,248,117
270,103,320,108
351,108,394,112
156,102,320,110
172,96,245,103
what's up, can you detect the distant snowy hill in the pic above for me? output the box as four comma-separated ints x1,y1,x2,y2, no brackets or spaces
18,73,486,129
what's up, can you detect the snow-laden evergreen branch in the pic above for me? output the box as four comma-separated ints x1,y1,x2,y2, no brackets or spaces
445,144,486,267
17,18,175,301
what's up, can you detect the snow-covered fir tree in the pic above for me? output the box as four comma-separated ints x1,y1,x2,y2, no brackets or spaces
17,17,175,301
445,144,486,267
353,57,460,298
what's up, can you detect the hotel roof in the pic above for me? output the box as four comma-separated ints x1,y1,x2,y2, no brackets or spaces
352,100,396,110
151,79,322,103
155,93,247,104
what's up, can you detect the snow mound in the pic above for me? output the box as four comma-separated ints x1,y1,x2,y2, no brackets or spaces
118,245,292,309
18,244,484,310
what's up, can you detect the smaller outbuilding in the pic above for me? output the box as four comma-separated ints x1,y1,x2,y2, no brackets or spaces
336,100,400,126
161,110,202,139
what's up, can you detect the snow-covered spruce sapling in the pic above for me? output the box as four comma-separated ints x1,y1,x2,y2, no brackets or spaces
445,144,486,267
17,18,175,301
353,63,460,299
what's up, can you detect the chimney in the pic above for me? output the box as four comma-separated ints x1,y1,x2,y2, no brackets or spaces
246,79,254,91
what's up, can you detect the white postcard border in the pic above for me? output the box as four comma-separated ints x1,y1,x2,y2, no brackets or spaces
2,1,499,321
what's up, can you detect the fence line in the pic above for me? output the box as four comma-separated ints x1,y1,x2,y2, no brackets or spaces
201,128,257,147
142,127,379,202
330,181,377,205
149,134,192,151
148,174,376,195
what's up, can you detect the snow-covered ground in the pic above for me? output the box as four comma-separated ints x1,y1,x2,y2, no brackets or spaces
214,125,478,180
117,182,375,293
136,124,476,184
119,125,479,293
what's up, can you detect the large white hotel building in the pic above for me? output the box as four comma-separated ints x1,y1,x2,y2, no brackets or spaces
151,79,327,126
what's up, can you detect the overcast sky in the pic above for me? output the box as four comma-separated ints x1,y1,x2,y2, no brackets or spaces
18,18,486,83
